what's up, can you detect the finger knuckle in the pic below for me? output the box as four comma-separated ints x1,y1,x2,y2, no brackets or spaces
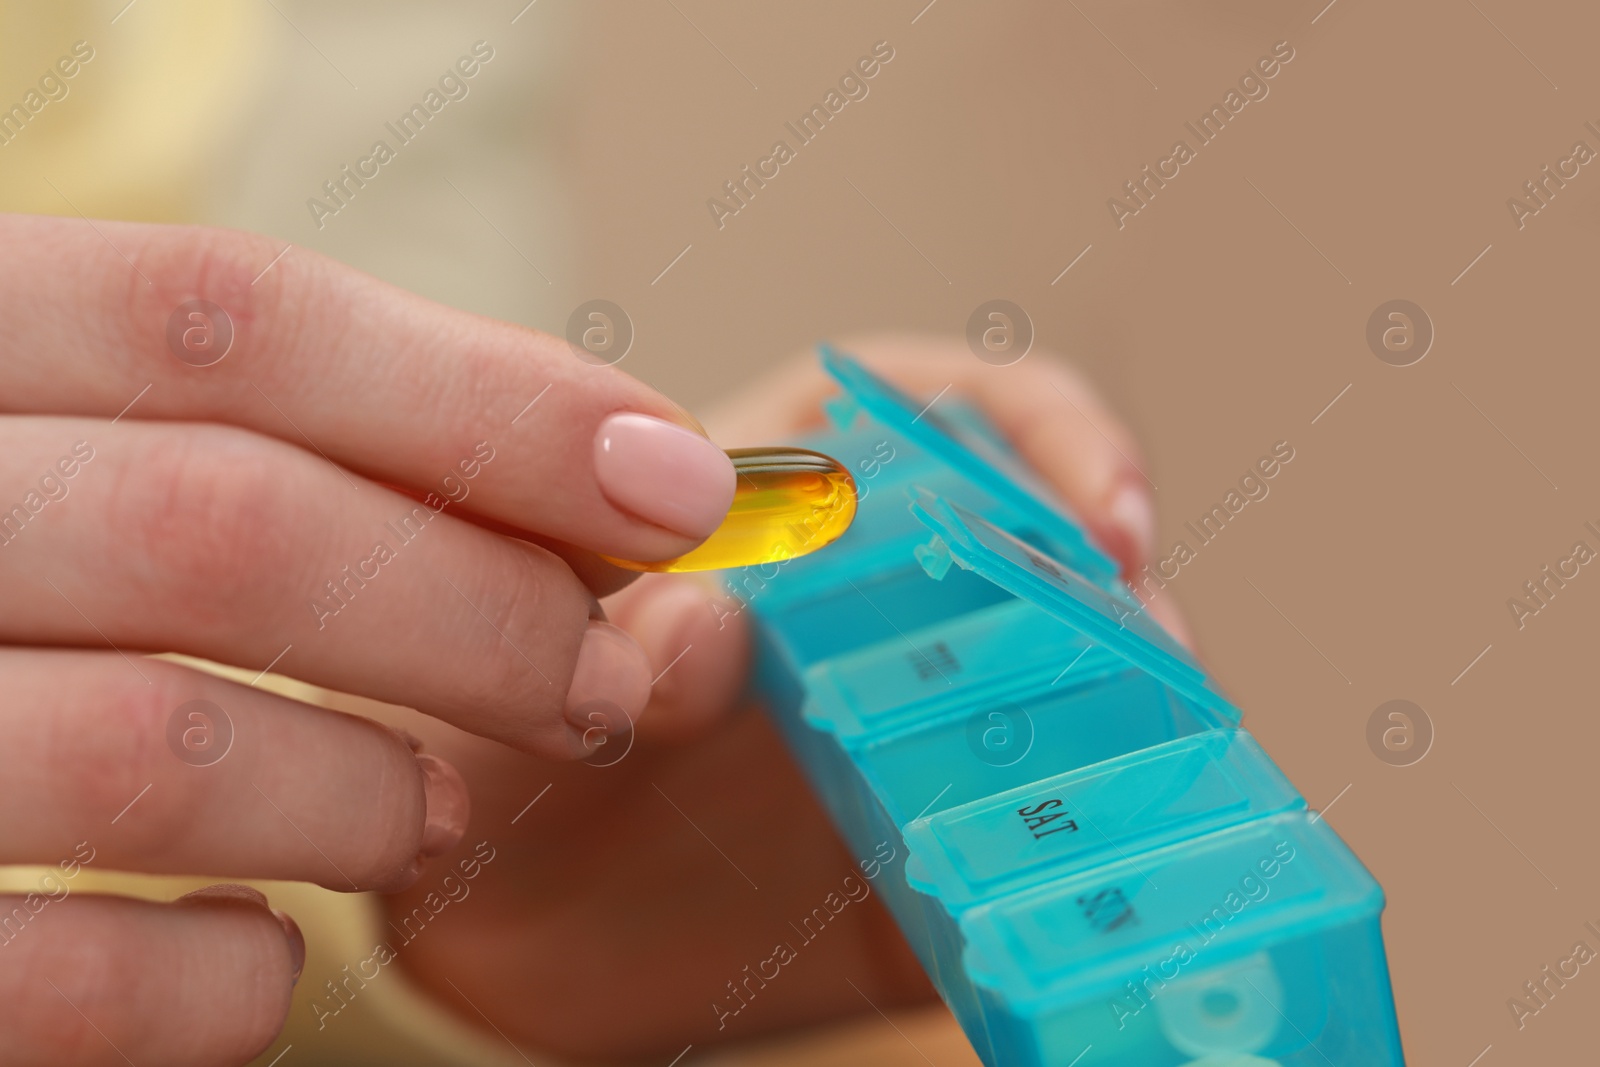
123,224,290,367
69,661,212,851
115,429,317,631
452,547,586,736
1,907,144,1061
2,953,119,1060
5,903,288,1066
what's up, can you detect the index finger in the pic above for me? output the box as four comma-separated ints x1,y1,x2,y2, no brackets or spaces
0,213,736,564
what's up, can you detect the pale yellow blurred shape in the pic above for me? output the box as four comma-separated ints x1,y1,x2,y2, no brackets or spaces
0,0,269,219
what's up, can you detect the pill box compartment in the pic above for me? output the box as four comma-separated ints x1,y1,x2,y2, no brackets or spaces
801,596,1123,742
955,814,1404,1067
755,549,1018,669
904,730,1305,910
847,667,1231,848
896,730,1306,1052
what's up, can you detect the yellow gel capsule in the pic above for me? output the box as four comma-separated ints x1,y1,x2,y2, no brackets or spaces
607,447,858,573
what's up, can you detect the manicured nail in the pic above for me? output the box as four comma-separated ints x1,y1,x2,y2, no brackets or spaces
1106,482,1156,564
415,754,470,860
565,620,652,737
271,909,305,985
594,413,737,539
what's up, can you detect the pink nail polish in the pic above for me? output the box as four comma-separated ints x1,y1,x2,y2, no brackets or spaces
415,754,470,860
565,620,652,737
593,413,736,539
1107,483,1156,564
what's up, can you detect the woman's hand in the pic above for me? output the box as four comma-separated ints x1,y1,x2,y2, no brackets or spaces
0,212,739,1066
609,334,1188,736
381,336,1191,1061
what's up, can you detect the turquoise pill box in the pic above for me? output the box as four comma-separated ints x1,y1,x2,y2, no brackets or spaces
734,346,1406,1066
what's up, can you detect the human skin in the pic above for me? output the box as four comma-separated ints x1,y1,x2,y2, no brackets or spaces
0,214,1175,1065
383,337,1189,1062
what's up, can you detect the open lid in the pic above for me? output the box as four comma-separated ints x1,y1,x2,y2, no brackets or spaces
819,344,1120,584
909,486,1241,723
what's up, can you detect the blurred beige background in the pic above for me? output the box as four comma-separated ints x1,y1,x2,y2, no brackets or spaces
6,0,1600,1063
581,6,1600,1060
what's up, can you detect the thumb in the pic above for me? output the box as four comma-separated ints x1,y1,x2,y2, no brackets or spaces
603,573,753,740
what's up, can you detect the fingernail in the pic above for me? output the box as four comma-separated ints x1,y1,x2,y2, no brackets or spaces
178,886,305,986
177,883,269,908
594,413,737,539
415,754,470,860
565,620,652,737
388,725,425,753
272,909,305,985
1106,482,1156,564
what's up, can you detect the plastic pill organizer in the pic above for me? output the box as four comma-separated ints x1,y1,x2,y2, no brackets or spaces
735,346,1406,1066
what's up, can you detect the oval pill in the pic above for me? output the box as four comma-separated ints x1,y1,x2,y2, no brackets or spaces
606,447,857,573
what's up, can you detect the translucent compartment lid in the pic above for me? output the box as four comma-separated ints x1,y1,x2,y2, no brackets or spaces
819,344,1121,584
909,488,1241,723
803,598,1125,740
904,731,1304,908
960,814,1383,1004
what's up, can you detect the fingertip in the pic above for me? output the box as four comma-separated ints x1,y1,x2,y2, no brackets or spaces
564,619,653,745
176,884,304,987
